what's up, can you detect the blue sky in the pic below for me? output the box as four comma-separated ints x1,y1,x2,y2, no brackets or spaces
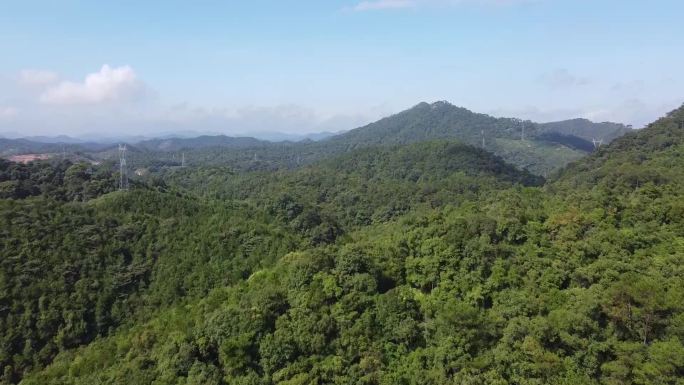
0,0,683,138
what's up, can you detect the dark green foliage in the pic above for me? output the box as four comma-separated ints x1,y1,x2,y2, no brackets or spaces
0,186,301,383
537,132,595,152
162,141,542,243
0,160,116,201
4,106,684,385
537,118,631,143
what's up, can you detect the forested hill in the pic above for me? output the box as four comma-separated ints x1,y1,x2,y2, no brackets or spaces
13,105,684,385
537,118,630,143
304,140,542,184
315,101,630,173
77,101,630,176
328,102,629,148
0,138,110,157
0,181,303,384
136,135,270,152
552,103,684,190
1,140,538,383
162,141,543,238
326,101,525,146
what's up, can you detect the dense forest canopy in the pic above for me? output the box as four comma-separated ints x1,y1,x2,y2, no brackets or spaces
1,104,682,385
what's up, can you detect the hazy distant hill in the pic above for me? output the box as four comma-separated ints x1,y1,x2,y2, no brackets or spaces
136,135,270,151
2,102,632,176
112,102,632,175
538,118,631,142
0,138,52,156
326,101,629,149
553,103,684,188
316,101,630,174
0,137,111,157
326,101,526,147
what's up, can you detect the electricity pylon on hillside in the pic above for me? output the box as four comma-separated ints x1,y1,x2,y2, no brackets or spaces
119,144,129,191
521,120,525,141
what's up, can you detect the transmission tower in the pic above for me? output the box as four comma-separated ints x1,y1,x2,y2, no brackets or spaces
592,138,603,150
181,152,186,167
118,144,129,191
481,130,485,149
521,120,525,141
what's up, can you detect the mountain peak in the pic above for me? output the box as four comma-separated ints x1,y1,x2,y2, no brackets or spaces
430,100,453,108
411,100,457,111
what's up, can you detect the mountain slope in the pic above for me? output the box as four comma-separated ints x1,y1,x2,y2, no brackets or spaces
19,105,684,385
320,101,631,175
538,118,631,143
0,161,303,383
161,140,543,237
327,101,525,146
84,102,629,176
136,135,270,152
552,103,684,191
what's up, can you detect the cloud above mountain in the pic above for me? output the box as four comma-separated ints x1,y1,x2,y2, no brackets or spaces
39,65,145,105
0,62,679,138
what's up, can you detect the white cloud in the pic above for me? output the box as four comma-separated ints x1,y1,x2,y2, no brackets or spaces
40,65,143,105
18,69,59,86
540,68,590,89
0,106,18,119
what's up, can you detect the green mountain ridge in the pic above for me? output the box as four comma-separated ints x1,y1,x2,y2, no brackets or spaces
538,118,630,143
2,101,631,176
3,104,682,385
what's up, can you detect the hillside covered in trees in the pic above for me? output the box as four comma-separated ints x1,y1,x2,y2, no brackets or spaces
0,104,682,384
105,102,630,175
2,102,631,177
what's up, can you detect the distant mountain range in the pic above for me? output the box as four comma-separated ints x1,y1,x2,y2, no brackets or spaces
0,129,342,147
0,101,633,174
